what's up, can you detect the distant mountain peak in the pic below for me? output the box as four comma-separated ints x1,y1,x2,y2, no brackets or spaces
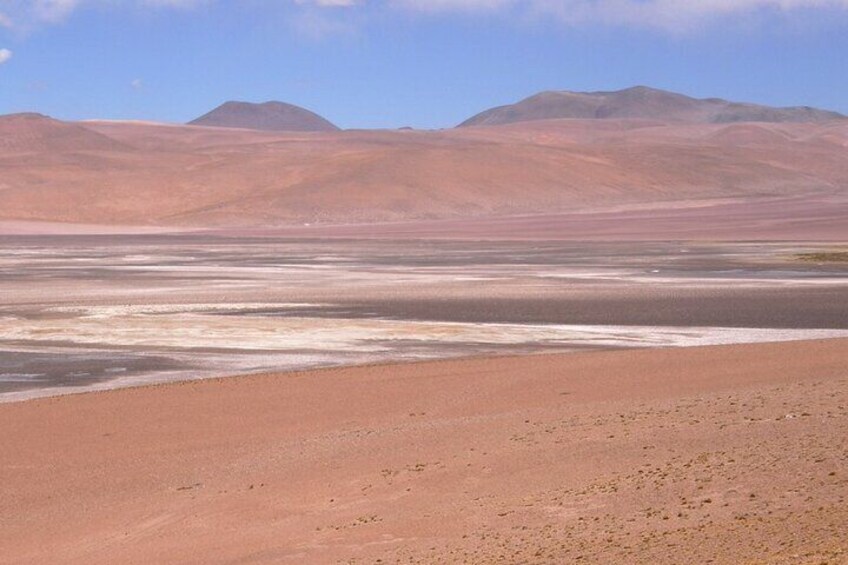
188,100,339,132
459,86,845,127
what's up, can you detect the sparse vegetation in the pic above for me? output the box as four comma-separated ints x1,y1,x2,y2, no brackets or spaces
795,251,848,263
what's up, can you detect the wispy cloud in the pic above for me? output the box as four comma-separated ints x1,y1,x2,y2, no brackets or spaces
394,0,848,31
545,0,848,31
0,0,204,31
0,47,11,63
290,0,360,38
393,0,513,13
42,0,81,21
1,0,847,35
141,0,208,7
295,0,360,6
292,13,355,38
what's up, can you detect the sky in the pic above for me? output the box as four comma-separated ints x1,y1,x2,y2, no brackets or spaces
1,0,847,129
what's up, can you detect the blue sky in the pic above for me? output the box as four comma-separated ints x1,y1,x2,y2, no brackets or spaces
1,1,847,129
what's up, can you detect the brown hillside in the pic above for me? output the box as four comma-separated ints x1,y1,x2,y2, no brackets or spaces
0,116,846,228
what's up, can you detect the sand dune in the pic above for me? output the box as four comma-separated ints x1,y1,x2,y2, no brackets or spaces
0,113,847,230
1,339,846,564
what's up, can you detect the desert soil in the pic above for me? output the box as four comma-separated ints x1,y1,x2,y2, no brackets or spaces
1,339,846,564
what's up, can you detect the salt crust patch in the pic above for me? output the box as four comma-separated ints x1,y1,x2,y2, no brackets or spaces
3,306,847,352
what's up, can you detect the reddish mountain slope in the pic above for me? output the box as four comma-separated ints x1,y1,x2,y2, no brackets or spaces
0,115,846,229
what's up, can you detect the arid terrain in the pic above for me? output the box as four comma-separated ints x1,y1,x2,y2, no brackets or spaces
1,340,847,564
1,87,847,563
1,108,847,230
1,233,846,563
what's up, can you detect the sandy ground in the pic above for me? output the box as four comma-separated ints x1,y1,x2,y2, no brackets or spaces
0,220,188,236
215,194,848,242
2,339,846,564
2,193,847,241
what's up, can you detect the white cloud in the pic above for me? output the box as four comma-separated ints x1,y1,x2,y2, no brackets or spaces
539,0,848,31
394,0,512,12
0,47,11,64
141,0,208,7
0,0,80,29
290,9,358,38
290,0,360,39
394,0,848,30
1,0,846,34
0,0,205,30
130,78,143,89
32,0,81,24
295,0,360,6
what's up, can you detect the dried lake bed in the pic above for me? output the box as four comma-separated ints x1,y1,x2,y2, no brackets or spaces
1,235,846,401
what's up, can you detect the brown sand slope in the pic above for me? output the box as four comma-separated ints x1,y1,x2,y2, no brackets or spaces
1,339,846,564
0,115,847,229
0,113,127,153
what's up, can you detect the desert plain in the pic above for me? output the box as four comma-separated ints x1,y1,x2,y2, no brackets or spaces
1,105,847,564
1,232,847,564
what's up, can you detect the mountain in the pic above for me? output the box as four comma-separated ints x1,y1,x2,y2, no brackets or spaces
1,116,847,231
458,86,846,127
188,101,339,132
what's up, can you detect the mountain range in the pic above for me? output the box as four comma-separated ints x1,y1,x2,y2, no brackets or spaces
459,86,845,127
0,86,846,236
181,87,846,133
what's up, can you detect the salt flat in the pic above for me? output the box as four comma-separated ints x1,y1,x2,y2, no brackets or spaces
1,235,845,401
